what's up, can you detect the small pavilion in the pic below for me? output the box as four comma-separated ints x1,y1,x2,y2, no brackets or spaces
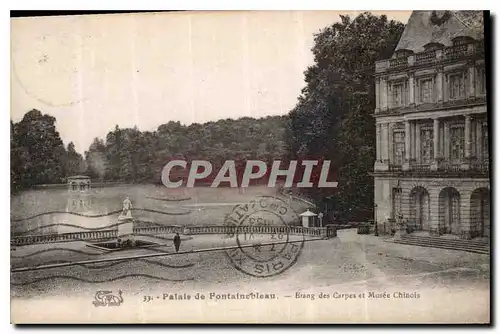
67,175,91,192
299,209,318,228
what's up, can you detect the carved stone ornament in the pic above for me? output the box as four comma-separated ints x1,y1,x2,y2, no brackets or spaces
430,11,452,26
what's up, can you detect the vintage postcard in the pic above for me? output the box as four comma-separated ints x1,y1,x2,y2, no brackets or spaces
10,10,490,324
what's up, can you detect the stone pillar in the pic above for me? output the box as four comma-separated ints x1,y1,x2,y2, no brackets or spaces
383,123,390,164
468,63,476,98
463,115,471,170
443,70,449,102
118,217,134,240
403,121,411,170
380,78,388,110
476,120,483,160
436,67,443,102
415,123,421,163
375,78,380,111
433,119,440,160
387,82,392,109
376,123,389,171
409,74,415,105
444,121,450,159
387,123,393,164
376,123,381,162
460,190,472,240
431,118,440,171
411,122,416,163
400,186,410,222
428,190,441,236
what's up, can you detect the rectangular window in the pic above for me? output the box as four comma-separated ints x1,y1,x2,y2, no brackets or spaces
448,72,466,100
420,127,434,164
450,125,465,162
393,131,405,165
419,78,433,103
391,83,405,107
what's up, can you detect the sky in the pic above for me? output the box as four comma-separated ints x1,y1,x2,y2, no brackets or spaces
11,11,411,154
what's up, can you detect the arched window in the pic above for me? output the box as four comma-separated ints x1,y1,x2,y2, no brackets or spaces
451,36,475,46
394,49,414,59
423,42,444,51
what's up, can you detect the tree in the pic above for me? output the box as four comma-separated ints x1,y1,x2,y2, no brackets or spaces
84,138,108,181
64,142,85,177
12,109,67,186
286,13,405,221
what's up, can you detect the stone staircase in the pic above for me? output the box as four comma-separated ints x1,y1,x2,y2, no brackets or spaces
389,234,490,254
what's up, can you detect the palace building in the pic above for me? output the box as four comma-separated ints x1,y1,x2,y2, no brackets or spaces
373,11,489,239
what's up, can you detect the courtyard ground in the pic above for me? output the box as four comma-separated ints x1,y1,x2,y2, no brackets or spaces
11,228,490,323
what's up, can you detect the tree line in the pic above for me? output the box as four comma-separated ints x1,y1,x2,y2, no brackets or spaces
10,110,288,191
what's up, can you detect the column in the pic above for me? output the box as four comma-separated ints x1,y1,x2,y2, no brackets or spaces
463,115,471,171
378,123,389,171
444,121,450,159
465,115,471,158
387,123,393,164
409,74,415,105
384,123,390,163
468,64,476,98
431,118,440,171
400,185,411,223
476,120,483,160
433,118,440,160
380,78,387,110
460,190,472,240
415,123,421,163
411,122,416,162
375,78,380,111
436,69,443,102
403,121,411,170
376,123,381,162
429,189,441,236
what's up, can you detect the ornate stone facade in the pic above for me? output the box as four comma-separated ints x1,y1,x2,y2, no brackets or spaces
373,11,489,240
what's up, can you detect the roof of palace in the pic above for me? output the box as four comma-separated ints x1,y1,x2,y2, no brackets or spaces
394,10,484,55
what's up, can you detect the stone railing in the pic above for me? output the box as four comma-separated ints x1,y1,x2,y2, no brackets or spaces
444,44,469,60
11,229,117,246
389,164,403,172
411,163,432,172
389,57,408,68
470,159,490,172
377,40,484,74
134,225,178,235
12,224,335,246
415,50,437,64
439,162,462,172
183,225,328,238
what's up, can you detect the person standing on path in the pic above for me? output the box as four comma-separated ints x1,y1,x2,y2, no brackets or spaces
173,233,181,252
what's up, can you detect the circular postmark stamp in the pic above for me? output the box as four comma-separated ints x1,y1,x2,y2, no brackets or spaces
223,196,305,278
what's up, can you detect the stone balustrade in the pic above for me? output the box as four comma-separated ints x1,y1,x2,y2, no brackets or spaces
376,40,483,74
11,224,338,246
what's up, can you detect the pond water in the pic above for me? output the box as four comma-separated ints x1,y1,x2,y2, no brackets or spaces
11,185,307,236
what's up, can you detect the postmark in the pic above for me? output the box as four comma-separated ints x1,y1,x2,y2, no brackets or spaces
223,196,305,278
